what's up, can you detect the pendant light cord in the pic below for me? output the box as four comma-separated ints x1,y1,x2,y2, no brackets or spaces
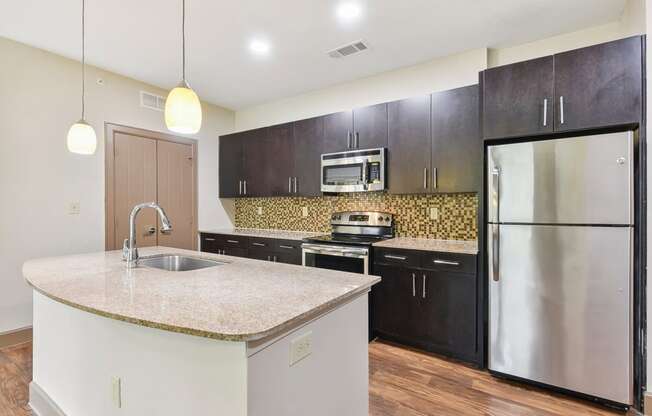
81,0,86,120
182,0,186,82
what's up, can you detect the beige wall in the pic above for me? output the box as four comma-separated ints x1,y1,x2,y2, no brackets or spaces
0,36,235,333
234,48,487,131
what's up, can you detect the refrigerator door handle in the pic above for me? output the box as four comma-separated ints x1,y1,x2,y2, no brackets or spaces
491,166,500,222
489,223,500,282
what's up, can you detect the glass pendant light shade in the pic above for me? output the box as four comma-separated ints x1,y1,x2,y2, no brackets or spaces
165,81,202,134
67,119,97,155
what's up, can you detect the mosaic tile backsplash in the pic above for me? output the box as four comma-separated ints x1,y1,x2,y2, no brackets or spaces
234,193,478,240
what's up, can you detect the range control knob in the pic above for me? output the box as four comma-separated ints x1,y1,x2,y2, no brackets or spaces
331,215,337,220
378,216,384,221
385,216,391,222
337,215,342,220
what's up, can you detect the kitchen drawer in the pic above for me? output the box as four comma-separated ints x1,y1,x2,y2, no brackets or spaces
249,237,274,250
222,235,249,249
373,248,421,268
420,252,476,274
248,247,276,262
222,247,248,258
272,239,302,253
200,233,223,254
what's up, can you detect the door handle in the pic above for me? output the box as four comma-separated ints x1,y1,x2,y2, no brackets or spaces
542,98,548,127
422,274,427,299
433,168,437,189
347,131,352,149
412,273,416,297
490,223,500,282
491,167,500,222
354,132,360,149
559,96,565,125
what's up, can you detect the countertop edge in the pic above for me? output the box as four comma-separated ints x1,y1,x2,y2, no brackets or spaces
371,239,479,255
24,271,380,342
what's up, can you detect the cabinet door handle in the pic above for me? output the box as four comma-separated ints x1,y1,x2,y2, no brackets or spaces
433,259,460,266
204,237,216,242
433,168,437,189
423,168,427,189
279,245,294,250
252,242,266,247
347,131,352,149
384,254,406,261
293,177,298,193
559,96,565,125
239,180,242,195
422,274,427,299
227,239,239,244
243,180,247,195
542,98,548,127
355,132,360,149
412,273,416,297
267,255,271,261
288,177,292,193
273,255,277,262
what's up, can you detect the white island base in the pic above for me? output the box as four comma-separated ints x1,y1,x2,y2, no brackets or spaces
30,291,369,416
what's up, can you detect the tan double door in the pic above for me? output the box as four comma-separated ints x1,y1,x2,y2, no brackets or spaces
108,125,196,251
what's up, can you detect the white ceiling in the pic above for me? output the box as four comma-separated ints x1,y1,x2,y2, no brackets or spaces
1,0,626,110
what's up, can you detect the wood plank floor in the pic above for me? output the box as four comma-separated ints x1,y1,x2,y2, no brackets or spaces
0,340,627,416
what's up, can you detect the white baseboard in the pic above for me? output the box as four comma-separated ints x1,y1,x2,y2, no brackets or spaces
29,382,66,416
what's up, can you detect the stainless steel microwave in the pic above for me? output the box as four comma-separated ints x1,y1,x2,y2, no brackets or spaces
321,148,386,193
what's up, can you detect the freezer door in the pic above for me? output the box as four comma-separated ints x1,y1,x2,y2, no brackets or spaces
488,224,632,404
487,131,633,225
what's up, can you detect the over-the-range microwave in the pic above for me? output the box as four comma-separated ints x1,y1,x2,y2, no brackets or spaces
320,148,386,193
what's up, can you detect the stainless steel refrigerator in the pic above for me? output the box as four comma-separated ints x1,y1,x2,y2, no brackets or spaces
487,131,633,405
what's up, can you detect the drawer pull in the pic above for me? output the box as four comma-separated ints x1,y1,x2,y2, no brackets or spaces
252,242,266,247
279,245,295,250
204,238,216,242
384,254,407,261
433,259,460,266
227,240,239,244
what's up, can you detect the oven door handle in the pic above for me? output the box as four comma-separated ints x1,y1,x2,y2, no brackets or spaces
301,244,369,258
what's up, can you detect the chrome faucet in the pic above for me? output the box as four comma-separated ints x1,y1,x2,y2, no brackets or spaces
122,202,172,268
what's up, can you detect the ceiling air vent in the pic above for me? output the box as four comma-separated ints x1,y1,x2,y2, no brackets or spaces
328,40,369,58
140,91,166,112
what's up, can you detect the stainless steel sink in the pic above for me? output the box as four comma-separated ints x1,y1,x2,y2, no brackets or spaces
138,254,223,272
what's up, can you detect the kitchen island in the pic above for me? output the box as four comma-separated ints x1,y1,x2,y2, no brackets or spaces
23,247,379,416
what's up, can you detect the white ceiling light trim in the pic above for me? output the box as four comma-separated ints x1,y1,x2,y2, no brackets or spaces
336,2,362,21
249,39,271,56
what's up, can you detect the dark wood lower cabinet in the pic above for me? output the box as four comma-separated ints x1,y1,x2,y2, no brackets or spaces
372,250,478,364
199,233,301,265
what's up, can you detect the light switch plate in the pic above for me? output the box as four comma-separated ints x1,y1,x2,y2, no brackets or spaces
430,207,438,221
68,202,80,215
289,331,312,366
302,207,309,217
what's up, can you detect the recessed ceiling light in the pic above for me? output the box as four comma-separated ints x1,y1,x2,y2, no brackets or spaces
336,2,362,21
249,40,271,56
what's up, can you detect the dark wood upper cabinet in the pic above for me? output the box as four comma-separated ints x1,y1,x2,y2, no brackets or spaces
387,95,431,194
266,123,295,196
322,110,353,154
218,133,244,198
293,117,324,197
554,36,643,132
353,103,388,150
242,128,270,197
482,56,554,140
431,85,481,193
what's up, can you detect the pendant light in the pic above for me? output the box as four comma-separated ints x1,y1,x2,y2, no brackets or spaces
67,0,97,155
165,0,202,134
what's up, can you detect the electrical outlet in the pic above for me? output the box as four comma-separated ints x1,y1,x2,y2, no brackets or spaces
302,207,309,217
68,202,80,215
111,377,122,408
257,207,263,215
430,207,439,221
289,331,312,366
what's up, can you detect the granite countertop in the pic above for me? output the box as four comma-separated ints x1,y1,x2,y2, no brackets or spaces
373,237,478,254
199,228,323,241
23,247,379,342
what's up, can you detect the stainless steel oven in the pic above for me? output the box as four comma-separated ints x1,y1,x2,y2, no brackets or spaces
321,148,386,193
